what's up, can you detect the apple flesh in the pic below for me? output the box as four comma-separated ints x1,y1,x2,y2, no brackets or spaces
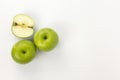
34,28,59,51
12,40,36,64
12,14,34,38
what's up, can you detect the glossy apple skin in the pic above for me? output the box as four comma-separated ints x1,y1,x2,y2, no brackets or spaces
34,28,59,51
12,40,36,64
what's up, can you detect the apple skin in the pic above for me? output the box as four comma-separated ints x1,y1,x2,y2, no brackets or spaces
12,40,36,64
34,28,59,51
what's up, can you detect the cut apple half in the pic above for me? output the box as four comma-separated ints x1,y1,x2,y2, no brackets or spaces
12,14,34,38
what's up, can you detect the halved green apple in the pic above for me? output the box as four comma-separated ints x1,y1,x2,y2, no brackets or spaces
12,14,34,38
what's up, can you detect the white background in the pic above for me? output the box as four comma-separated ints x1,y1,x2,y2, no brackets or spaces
0,0,120,80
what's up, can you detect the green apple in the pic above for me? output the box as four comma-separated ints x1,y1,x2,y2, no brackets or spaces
34,28,59,51
12,14,34,38
11,40,36,64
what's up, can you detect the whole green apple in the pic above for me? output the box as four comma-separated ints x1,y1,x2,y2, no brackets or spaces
12,40,36,64
34,28,59,51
